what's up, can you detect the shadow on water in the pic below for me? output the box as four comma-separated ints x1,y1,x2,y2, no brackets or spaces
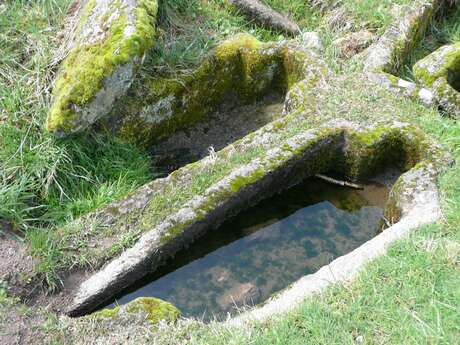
107,177,389,321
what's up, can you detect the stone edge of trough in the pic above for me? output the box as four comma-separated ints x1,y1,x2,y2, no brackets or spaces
67,119,450,317
65,0,453,318
101,33,328,148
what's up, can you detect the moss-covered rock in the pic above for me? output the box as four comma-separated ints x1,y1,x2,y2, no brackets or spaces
46,0,158,136
413,42,460,117
101,33,329,147
362,1,456,115
89,297,179,326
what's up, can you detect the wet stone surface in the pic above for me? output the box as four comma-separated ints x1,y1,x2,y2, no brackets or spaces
106,177,389,320
150,91,285,175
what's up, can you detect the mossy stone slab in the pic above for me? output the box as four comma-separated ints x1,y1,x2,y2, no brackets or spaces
46,0,158,136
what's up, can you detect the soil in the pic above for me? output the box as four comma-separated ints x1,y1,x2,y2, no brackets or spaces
0,220,91,318
0,222,38,301
0,304,49,345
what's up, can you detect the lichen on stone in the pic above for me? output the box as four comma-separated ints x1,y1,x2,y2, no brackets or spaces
46,0,158,136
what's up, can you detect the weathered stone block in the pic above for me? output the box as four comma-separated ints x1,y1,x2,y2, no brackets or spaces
413,42,460,117
363,0,446,74
66,120,447,316
46,0,158,136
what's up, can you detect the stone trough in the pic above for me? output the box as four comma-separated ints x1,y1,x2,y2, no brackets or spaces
47,0,328,148
41,0,452,324
66,119,449,317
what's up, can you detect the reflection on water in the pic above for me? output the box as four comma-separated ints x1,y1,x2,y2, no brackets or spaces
108,177,388,320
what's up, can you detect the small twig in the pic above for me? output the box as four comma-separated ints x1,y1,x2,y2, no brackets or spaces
315,174,364,190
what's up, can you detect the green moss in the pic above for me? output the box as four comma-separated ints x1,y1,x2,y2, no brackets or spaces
89,305,121,319
46,0,158,134
345,125,431,180
158,218,196,245
351,125,393,146
125,297,180,325
213,33,261,60
86,297,179,326
413,42,460,87
239,46,283,100
229,168,266,193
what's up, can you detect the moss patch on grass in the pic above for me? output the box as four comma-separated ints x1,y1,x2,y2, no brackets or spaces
90,297,179,326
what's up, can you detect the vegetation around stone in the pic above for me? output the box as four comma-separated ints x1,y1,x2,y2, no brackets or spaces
0,0,459,344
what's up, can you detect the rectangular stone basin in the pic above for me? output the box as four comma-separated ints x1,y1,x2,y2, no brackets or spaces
104,175,391,320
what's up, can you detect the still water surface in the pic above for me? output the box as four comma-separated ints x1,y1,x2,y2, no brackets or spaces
108,177,388,320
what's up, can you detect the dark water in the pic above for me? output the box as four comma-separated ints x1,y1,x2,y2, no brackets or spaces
448,69,460,92
107,177,388,320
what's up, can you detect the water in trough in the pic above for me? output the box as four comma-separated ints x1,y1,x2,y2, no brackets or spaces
107,176,389,320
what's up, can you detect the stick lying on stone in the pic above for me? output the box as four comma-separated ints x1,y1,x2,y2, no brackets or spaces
229,0,300,35
315,174,364,190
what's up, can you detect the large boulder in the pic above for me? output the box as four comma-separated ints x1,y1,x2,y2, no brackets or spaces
46,0,158,136
413,42,460,117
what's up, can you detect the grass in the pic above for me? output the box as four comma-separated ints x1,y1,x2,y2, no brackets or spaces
148,0,415,77
340,0,416,32
0,0,153,232
0,0,459,344
146,0,313,77
0,0,153,287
